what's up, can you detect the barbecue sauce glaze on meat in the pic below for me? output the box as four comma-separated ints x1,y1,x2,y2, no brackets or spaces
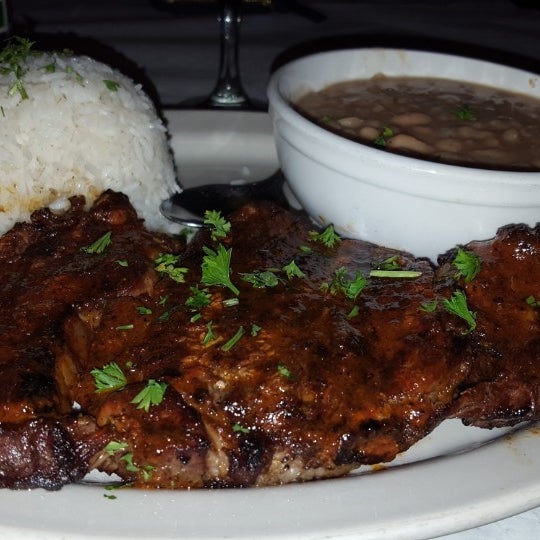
0,191,538,490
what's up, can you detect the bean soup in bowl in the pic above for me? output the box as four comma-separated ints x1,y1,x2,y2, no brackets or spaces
267,48,540,261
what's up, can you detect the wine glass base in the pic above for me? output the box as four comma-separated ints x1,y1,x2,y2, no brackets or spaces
173,94,267,111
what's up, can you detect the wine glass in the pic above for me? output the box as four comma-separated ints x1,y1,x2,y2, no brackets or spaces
151,0,269,109
207,0,249,107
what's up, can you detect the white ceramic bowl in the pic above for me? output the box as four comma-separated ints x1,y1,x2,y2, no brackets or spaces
267,48,540,261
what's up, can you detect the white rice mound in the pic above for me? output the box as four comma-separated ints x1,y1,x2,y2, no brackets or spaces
0,49,179,234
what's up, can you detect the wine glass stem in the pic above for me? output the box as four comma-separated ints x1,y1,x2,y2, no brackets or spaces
210,0,248,106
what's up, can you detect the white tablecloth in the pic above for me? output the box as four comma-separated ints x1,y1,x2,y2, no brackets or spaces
10,1,540,538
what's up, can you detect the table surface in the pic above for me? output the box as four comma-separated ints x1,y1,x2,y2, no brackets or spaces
9,1,540,539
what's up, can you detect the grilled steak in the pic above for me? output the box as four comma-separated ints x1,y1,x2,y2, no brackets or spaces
0,192,539,490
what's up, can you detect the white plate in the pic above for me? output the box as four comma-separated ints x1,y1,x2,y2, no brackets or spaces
1,110,539,540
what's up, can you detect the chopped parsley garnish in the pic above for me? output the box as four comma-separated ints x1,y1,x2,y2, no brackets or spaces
154,253,188,283
309,224,341,248
419,298,438,313
369,255,422,278
241,270,280,288
204,210,231,241
322,267,367,302
201,244,239,295
0,37,36,100
157,306,179,322
65,65,84,84
454,105,476,121
374,255,401,271
277,363,292,378
103,79,120,92
283,260,305,279
370,269,422,278
250,323,262,336
453,247,481,283
91,362,127,393
120,452,140,473
202,320,217,346
374,126,394,147
104,443,154,480
116,324,134,330
41,62,56,73
136,306,152,315
81,231,112,254
232,422,250,434
131,380,168,412
104,440,129,456
443,290,476,334
185,286,212,311
116,259,129,267
221,326,244,351
347,305,360,319
526,295,540,307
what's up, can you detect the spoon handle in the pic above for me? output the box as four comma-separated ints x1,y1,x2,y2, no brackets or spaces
160,170,286,227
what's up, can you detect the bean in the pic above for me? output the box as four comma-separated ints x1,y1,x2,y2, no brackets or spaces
358,126,380,140
411,125,434,138
470,148,510,164
338,116,364,128
501,128,520,143
391,112,431,126
387,134,433,154
457,126,492,139
435,138,463,152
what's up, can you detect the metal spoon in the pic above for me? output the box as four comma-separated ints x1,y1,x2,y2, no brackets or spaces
160,170,287,227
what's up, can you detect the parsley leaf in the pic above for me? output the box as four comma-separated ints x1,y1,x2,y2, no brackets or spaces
154,253,188,283
454,105,476,121
104,440,129,456
322,267,367,301
185,286,212,311
91,362,127,393
131,380,168,412
309,224,341,248
204,210,231,241
0,37,36,101
369,255,422,278
277,363,292,378
443,290,477,334
374,126,394,147
241,270,280,288
201,244,239,295
283,260,305,279
221,326,244,351
81,231,112,254
120,452,140,472
453,247,481,283
232,422,250,434
419,298,438,313
202,320,217,346
103,79,120,92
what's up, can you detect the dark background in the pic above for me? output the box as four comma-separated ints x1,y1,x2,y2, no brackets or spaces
10,1,540,108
